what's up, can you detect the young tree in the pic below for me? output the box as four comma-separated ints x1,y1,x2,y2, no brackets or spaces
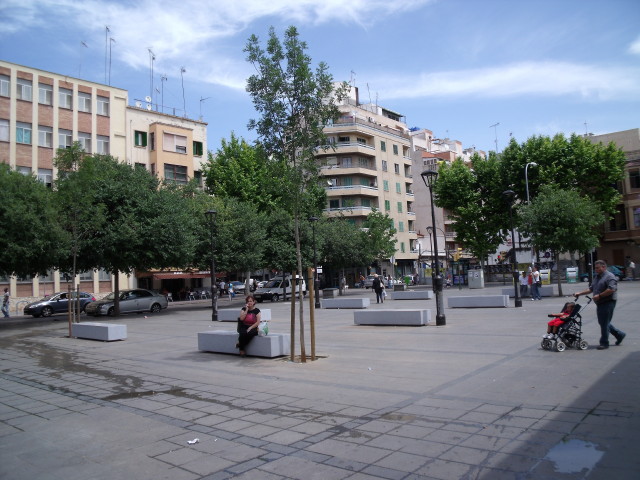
360,210,398,268
519,185,604,296
0,164,67,277
244,26,348,359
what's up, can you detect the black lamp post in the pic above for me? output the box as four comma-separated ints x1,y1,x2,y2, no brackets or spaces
309,216,320,309
421,169,446,326
206,209,218,321
502,190,522,308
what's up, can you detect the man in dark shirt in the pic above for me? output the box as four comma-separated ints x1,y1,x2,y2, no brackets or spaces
574,260,626,350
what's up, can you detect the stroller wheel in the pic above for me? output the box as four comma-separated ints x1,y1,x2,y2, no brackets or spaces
541,339,548,350
579,340,589,350
556,341,566,352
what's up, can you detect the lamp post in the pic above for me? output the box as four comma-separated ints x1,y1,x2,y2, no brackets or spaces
421,169,446,326
205,210,218,321
309,216,320,309
502,190,522,307
525,162,538,264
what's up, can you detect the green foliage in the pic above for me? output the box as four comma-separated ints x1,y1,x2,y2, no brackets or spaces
318,217,368,270
0,164,67,277
361,210,397,264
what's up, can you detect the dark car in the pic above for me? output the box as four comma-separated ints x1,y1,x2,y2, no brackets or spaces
580,265,625,282
23,291,96,318
85,288,168,316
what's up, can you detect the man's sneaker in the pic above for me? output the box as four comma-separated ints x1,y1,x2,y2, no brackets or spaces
615,333,626,346
597,345,609,350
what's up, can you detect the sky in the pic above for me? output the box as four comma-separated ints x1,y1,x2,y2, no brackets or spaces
1,0,639,154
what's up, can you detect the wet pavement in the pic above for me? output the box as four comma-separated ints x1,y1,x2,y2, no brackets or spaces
1,283,639,479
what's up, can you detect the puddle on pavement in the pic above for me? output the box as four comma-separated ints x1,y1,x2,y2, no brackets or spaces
544,439,604,474
381,413,416,422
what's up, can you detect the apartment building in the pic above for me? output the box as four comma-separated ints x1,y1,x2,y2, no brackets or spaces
586,128,640,271
318,86,417,279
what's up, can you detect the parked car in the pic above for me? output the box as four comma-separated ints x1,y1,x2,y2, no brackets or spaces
256,280,268,289
254,276,307,302
580,265,625,282
84,288,168,316
229,281,246,294
23,291,96,318
363,275,376,289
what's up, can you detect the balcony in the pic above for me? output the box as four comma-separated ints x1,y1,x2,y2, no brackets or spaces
323,206,374,217
325,185,379,197
325,117,411,141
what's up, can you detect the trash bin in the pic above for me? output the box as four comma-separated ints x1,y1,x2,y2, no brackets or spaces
468,268,485,289
566,267,578,284
540,269,551,285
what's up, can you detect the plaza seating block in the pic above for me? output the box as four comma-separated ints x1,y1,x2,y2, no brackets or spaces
71,322,127,341
198,331,289,357
354,309,430,326
448,295,510,308
321,298,370,309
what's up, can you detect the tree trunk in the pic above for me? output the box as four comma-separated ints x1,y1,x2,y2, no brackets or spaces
556,252,563,297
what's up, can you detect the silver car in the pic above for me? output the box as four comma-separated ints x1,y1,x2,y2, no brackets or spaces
85,288,168,316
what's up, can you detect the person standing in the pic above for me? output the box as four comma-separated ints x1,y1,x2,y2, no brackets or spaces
519,271,529,298
372,274,384,304
531,266,542,300
2,288,9,318
574,260,625,350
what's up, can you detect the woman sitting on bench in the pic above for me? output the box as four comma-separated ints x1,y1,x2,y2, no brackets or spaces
237,295,261,357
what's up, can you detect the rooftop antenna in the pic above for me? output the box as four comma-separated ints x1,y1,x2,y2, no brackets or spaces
155,87,161,111
489,122,500,152
180,67,186,117
148,48,155,110
160,74,167,114
349,70,356,87
108,37,115,85
199,96,211,120
584,120,588,135
104,26,110,83
79,41,88,78
366,83,372,105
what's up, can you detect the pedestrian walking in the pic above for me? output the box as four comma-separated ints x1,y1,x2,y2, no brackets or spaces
2,288,9,318
372,274,384,304
574,260,625,350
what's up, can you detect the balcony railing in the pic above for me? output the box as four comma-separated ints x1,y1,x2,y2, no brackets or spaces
326,116,411,140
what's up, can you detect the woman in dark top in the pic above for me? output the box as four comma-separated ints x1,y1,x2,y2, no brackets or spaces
237,295,261,357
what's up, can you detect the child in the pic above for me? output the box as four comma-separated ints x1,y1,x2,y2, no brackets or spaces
543,302,575,339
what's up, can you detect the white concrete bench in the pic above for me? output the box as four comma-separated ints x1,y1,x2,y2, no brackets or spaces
354,309,429,326
448,295,509,308
321,298,370,309
501,286,554,298
217,309,272,322
198,331,290,357
71,322,127,341
392,290,433,300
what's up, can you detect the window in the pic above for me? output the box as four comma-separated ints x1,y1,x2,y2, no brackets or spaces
59,88,72,109
193,140,203,156
343,177,352,186
358,157,368,167
163,132,187,153
635,207,640,228
398,221,404,232
97,135,109,154
342,157,352,168
164,164,188,184
79,270,93,281
359,178,368,186
393,144,398,155
329,199,340,209
400,242,405,253
38,168,52,188
380,141,386,152
98,269,111,281
382,160,388,172
0,119,8,142
16,78,32,101
193,170,203,187
39,83,53,105
97,96,109,116
630,169,640,189
16,122,32,144
38,125,53,148
383,180,389,191
397,201,403,213
78,132,91,153
338,136,350,143
356,137,367,145
396,182,401,193
135,163,147,171
362,198,371,207
385,200,390,211
59,129,72,149
394,163,400,174
0,75,8,97
134,131,147,147
150,132,155,150
78,92,91,112
17,166,31,175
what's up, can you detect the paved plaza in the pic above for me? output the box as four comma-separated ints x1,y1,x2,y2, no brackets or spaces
1,282,639,479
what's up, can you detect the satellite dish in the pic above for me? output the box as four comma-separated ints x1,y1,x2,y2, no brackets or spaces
146,104,152,111
135,101,142,108
144,96,152,102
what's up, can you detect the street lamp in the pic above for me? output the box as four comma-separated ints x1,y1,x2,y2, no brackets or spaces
502,190,522,308
309,216,320,309
525,162,538,264
421,169,446,326
205,210,218,321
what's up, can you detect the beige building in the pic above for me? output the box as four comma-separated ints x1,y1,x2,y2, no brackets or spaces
586,128,640,274
318,87,417,279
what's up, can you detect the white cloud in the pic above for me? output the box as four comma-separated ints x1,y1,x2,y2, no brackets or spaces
629,35,640,55
376,61,640,101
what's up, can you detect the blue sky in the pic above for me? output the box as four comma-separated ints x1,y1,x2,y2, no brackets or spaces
1,0,639,154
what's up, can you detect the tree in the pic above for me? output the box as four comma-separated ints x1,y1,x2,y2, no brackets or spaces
433,153,509,265
0,164,67,277
360,210,397,268
519,185,604,295
244,26,348,360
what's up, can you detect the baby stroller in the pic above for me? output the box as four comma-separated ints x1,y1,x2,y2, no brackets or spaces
541,297,592,352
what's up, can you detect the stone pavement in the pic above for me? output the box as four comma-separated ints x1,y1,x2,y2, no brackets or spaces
0,282,638,479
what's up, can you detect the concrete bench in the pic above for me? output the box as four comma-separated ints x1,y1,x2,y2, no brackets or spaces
321,298,370,309
448,295,509,308
354,309,430,326
198,331,290,357
323,288,339,298
71,322,127,341
502,286,554,298
217,309,272,322
392,290,433,300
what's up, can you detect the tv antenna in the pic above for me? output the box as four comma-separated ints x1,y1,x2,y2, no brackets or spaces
489,122,500,152
199,96,211,120
160,74,168,113
148,48,156,110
